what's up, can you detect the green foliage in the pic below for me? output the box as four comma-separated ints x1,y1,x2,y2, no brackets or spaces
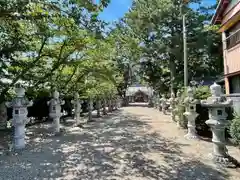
0,0,222,103
0,0,120,102
194,86,211,100
230,114,240,146
113,0,223,93
26,88,50,99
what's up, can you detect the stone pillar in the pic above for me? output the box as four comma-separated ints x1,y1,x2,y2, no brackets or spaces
71,93,82,126
6,86,33,150
47,90,65,134
183,87,199,139
169,93,177,121
201,82,238,168
160,95,167,115
0,102,7,129
88,98,93,122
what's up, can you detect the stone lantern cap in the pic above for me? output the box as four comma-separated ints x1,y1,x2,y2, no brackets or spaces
201,82,232,108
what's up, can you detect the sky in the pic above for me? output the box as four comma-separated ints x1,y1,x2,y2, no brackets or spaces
97,0,218,22
98,0,133,22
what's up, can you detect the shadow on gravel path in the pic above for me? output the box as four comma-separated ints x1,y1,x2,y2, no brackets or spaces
0,108,229,180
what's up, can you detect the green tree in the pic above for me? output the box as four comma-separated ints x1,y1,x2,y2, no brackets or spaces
121,0,223,93
0,0,111,101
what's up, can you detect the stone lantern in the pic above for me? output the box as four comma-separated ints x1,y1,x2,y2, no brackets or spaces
47,90,65,134
169,92,177,121
160,94,167,114
71,93,82,126
6,86,33,150
183,87,199,139
201,82,238,167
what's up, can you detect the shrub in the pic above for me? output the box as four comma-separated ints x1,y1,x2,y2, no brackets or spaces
230,113,240,146
194,86,211,136
194,86,211,100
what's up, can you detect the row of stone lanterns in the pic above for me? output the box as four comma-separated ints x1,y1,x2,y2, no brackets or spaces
5,87,121,151
153,83,238,168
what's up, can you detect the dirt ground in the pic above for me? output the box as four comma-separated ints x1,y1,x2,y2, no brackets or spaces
0,105,240,180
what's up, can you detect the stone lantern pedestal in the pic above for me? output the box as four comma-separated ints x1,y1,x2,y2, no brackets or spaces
71,93,82,126
48,90,65,134
201,82,239,168
6,87,33,150
183,87,199,139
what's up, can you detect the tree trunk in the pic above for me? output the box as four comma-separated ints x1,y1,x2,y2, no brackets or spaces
96,100,101,117
102,99,107,115
0,102,7,129
88,99,93,122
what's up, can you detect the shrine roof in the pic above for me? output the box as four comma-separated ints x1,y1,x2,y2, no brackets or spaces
126,86,153,96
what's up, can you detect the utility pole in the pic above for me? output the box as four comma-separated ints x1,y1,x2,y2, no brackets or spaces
183,11,188,87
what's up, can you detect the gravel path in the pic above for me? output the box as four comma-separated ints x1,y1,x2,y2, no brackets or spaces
0,106,240,180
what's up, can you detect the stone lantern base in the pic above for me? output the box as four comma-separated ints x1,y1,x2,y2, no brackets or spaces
207,119,239,168
210,154,239,168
